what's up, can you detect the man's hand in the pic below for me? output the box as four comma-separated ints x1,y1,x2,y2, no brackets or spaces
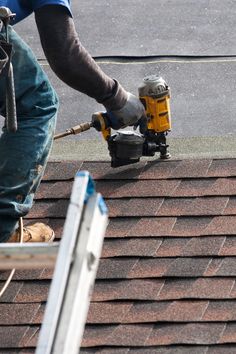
106,92,146,130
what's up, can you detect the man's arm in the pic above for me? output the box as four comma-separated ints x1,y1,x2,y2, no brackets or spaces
35,5,126,109
35,5,145,128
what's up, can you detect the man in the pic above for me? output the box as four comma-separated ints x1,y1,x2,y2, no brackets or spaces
0,1,145,243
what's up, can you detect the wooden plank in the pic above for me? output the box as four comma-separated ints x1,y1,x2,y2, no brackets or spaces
0,243,59,270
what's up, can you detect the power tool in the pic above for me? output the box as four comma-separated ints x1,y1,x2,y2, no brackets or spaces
54,75,171,168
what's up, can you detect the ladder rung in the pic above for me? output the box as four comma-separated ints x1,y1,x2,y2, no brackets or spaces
0,243,59,269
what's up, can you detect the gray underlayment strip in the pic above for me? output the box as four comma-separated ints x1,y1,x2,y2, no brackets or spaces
50,136,236,161
38,58,236,140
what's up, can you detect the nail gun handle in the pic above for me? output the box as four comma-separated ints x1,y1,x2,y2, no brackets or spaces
92,112,110,131
92,112,111,141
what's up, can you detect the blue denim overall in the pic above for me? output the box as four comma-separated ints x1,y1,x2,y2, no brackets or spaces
0,27,59,242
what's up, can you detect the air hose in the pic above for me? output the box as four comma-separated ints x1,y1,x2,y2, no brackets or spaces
0,217,23,298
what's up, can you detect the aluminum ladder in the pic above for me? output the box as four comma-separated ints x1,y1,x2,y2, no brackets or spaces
0,171,108,353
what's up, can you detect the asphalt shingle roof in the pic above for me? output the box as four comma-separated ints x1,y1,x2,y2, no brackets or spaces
1,158,236,353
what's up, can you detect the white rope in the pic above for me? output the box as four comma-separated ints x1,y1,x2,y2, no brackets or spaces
0,217,24,298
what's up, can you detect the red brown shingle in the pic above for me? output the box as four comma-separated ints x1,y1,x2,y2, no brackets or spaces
0,304,40,325
2,158,236,352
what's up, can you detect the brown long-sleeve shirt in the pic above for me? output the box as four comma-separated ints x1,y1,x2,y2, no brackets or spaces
35,5,127,110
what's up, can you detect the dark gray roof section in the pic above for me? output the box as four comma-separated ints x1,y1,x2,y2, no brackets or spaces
15,0,236,57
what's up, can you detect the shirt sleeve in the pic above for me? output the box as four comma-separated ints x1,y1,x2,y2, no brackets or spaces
8,0,72,24
32,0,72,17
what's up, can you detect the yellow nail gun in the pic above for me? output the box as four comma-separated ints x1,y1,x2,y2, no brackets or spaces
54,75,171,167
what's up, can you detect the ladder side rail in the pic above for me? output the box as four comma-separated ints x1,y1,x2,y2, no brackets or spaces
0,243,59,270
52,192,108,353
36,172,90,354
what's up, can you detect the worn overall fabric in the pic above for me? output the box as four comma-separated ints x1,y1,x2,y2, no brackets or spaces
0,27,59,242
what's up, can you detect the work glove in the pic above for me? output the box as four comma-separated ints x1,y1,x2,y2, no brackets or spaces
102,80,146,130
